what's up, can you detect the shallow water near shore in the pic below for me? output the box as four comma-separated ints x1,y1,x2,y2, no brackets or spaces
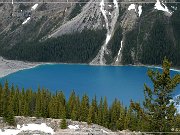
0,64,180,105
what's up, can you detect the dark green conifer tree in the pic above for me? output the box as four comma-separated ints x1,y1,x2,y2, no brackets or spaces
102,97,109,128
109,99,121,131
2,81,10,118
5,87,15,126
67,91,76,119
35,88,42,117
97,97,103,125
91,96,98,123
71,95,79,121
14,87,20,116
131,58,180,132
79,94,89,122
117,105,125,130
87,104,93,124
75,95,81,120
60,106,67,129
124,106,132,130
57,91,66,119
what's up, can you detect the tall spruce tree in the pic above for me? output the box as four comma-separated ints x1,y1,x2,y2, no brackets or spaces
131,58,180,132
97,97,103,125
102,97,109,128
87,104,93,124
5,90,15,126
60,106,67,129
67,91,76,119
80,94,89,122
2,81,9,118
92,96,98,124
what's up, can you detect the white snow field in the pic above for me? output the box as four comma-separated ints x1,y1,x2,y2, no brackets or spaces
0,123,54,135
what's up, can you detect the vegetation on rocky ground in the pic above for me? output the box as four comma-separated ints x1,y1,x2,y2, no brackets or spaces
0,59,179,132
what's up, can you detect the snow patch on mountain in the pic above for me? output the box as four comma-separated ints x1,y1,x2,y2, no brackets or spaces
116,40,123,62
138,5,142,17
31,4,39,11
91,0,119,65
128,4,136,11
100,0,108,31
99,0,110,65
22,17,31,25
154,0,172,15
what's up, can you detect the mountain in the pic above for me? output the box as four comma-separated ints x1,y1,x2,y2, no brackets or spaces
0,0,179,67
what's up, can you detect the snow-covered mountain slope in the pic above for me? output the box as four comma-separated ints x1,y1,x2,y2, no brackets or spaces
0,0,179,67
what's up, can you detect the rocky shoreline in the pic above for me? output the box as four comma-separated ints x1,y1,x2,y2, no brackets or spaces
0,116,147,135
0,57,40,78
0,57,179,79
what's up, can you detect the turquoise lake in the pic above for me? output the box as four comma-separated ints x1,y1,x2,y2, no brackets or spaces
0,64,180,106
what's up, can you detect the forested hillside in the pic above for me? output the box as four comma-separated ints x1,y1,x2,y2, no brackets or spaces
1,29,106,63
0,0,179,67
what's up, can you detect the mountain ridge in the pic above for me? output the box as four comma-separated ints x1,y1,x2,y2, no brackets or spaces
0,0,179,67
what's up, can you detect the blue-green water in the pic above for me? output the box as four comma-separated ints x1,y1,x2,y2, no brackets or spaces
0,64,180,105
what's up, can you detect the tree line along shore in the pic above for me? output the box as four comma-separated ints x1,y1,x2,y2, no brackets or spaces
0,59,180,133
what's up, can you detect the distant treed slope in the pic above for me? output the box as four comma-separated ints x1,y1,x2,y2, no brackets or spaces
122,5,180,67
0,0,179,67
1,29,106,63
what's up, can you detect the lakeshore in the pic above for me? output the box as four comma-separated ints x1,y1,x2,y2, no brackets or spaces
0,57,40,78
0,57,179,78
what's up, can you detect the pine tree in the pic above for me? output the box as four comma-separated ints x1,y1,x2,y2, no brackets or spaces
19,88,27,116
97,97,103,125
2,80,10,118
35,87,42,117
60,118,67,129
87,105,93,124
124,106,132,130
117,105,125,130
57,91,66,119
92,96,98,123
48,96,55,118
14,87,20,116
75,95,81,120
102,97,109,128
67,91,76,119
131,58,180,132
71,95,79,121
109,99,121,131
79,94,89,121
5,86,15,126
42,89,50,118
60,106,67,129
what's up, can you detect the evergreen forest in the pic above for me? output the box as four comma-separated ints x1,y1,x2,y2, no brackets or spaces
0,59,180,132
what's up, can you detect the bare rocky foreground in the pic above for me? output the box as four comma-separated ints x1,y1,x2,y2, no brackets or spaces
0,116,146,135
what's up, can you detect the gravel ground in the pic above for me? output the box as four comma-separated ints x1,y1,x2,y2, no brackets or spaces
0,57,40,78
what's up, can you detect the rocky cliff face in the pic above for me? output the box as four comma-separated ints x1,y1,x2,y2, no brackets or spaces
0,0,179,67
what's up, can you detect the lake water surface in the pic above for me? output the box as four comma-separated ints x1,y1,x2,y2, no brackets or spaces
0,64,180,106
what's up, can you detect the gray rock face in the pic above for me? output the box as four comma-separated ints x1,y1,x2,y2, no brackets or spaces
0,0,77,46
49,0,104,38
0,0,179,66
